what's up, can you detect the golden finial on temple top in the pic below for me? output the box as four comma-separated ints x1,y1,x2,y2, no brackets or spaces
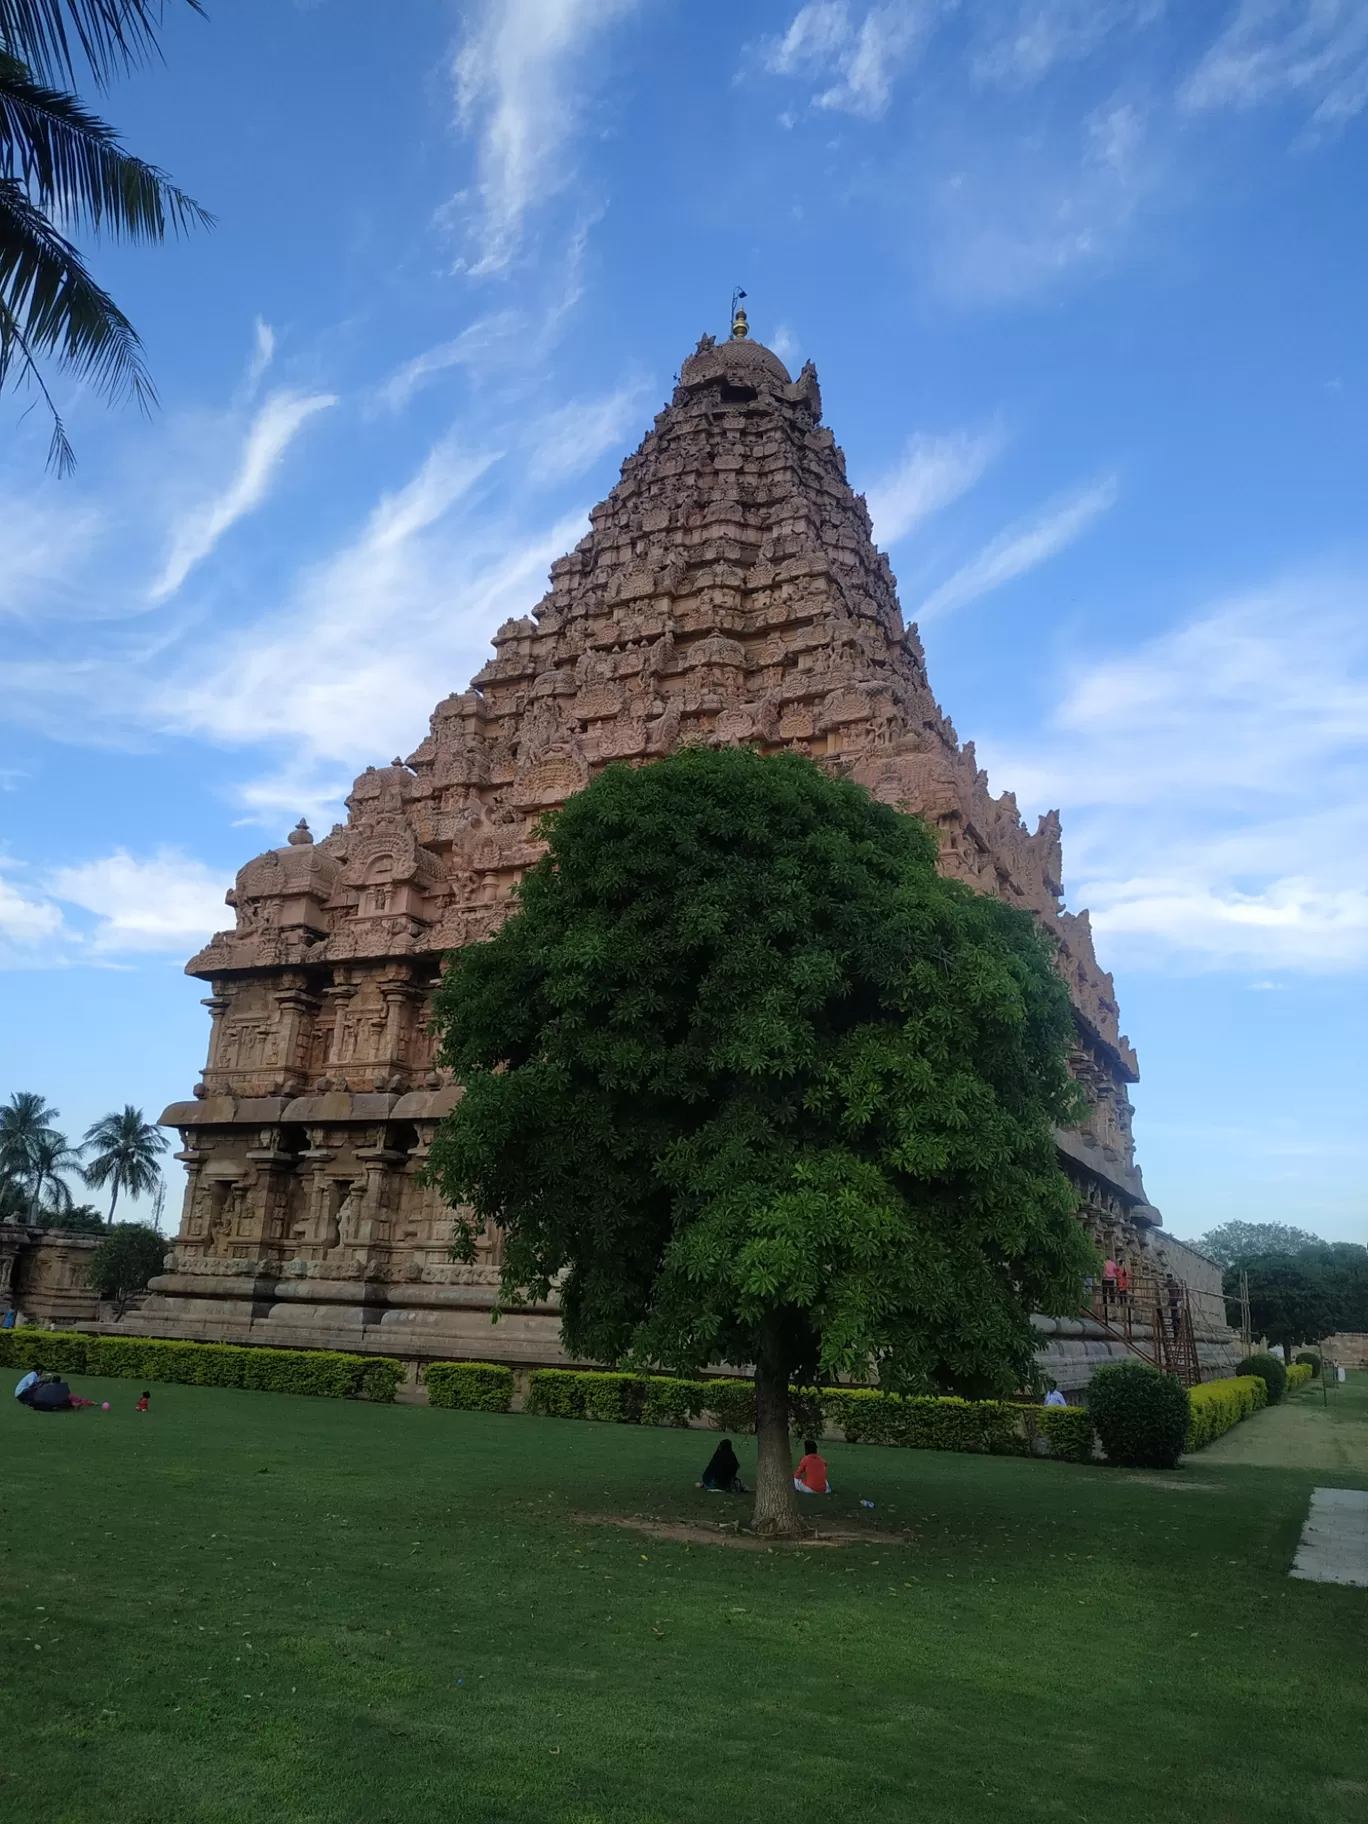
730,286,749,340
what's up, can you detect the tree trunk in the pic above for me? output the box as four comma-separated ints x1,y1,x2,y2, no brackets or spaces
109,1179,120,1225
751,1322,804,1538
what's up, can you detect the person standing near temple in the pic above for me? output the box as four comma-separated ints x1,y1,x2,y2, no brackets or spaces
1101,1255,1118,1313
1165,1274,1184,1340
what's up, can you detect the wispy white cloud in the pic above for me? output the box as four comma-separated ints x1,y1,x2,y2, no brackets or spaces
525,382,647,485
139,433,587,824
863,427,1004,547
0,860,64,965
244,317,276,395
914,475,1117,620
375,310,525,413
970,1,1164,89
150,389,336,602
1181,0,1368,127
929,91,1156,302
763,2,944,118
452,0,639,275
981,578,1368,973
0,492,104,617
46,849,230,954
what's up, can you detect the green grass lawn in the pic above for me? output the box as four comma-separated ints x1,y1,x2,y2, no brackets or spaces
3,1375,1366,1824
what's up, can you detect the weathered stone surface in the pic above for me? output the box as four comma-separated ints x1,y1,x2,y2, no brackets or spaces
126,321,1234,1379
2,1228,106,1327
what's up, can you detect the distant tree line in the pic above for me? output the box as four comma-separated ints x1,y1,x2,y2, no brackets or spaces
1188,1219,1368,1355
1,1090,169,1309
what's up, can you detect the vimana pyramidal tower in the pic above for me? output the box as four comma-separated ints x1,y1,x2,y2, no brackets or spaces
141,310,1235,1387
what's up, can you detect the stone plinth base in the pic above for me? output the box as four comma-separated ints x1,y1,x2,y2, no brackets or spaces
117,1272,569,1367
1034,1313,1244,1393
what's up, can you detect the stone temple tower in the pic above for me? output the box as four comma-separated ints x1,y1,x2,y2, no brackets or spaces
140,312,1234,1384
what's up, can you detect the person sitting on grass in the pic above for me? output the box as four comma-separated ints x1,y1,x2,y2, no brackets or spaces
697,1437,748,1493
136,1391,151,1413
26,1375,79,1412
794,1439,830,1495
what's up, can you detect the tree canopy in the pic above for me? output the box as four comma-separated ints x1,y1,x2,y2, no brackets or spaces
0,1088,79,1220
1231,1244,1368,1353
85,1219,164,1313
81,1103,167,1221
427,746,1095,1534
1195,1219,1324,1268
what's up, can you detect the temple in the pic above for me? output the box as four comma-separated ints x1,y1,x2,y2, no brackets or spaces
134,313,1238,1388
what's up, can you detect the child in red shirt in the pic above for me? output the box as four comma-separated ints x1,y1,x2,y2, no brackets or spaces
135,1391,150,1412
794,1439,829,1494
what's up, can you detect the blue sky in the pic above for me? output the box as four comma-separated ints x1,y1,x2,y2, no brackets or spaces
2,0,1366,1242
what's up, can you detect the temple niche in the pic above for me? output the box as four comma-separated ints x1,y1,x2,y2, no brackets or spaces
133,311,1235,1385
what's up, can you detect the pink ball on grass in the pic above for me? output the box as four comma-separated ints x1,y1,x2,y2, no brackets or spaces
102,1402,110,1410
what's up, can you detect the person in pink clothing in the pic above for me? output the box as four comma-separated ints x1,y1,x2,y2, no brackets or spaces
1101,1256,1118,1313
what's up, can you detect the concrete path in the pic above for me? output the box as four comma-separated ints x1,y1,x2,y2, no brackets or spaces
1198,1373,1368,1473
1290,1487,1368,1587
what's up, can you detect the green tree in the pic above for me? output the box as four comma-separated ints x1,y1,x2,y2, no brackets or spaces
1195,1220,1323,1268
84,1219,164,1313
1,0,210,470
27,1125,83,1217
81,1103,167,1221
35,1200,106,1233
427,747,1095,1537
1230,1253,1345,1355
0,1087,61,1203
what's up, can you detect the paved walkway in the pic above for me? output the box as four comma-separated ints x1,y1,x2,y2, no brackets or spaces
1198,1373,1368,1473
1290,1486,1368,1587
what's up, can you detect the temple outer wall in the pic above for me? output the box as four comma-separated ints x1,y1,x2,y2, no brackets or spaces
1,1228,107,1328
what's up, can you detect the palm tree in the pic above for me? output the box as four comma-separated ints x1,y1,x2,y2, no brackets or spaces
0,1089,61,1216
0,1170,29,1221
1,1,210,471
27,1124,83,1218
81,1103,167,1222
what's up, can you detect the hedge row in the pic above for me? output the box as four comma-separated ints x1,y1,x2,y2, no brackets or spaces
524,1369,762,1432
1185,1374,1267,1451
426,1363,1096,1463
0,1328,402,1402
424,1362,513,1412
1284,1361,1314,1394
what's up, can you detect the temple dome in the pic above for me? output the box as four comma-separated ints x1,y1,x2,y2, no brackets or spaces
679,334,792,391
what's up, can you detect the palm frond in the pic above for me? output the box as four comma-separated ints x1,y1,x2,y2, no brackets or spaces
1,172,153,441
0,1,206,90
0,53,211,237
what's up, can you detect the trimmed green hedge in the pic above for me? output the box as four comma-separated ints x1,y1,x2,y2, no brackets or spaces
1284,1361,1314,1394
1293,1352,1321,1378
514,1367,1096,1462
1237,1353,1288,1406
424,1362,514,1412
0,1328,402,1402
1185,1374,1267,1451
1024,1405,1097,1465
1089,1361,1191,1468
